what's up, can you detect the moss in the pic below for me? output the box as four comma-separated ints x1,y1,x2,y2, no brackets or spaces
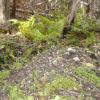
12,48,33,70
0,70,10,80
74,67,100,87
0,35,35,71
8,86,34,100
52,95,85,100
44,75,79,94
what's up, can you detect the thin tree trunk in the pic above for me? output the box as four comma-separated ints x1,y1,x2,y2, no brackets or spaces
61,0,81,38
0,0,10,30
11,0,16,18
66,0,81,26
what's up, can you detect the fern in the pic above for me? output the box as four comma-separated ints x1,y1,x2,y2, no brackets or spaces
10,15,64,43
71,7,97,47
84,32,96,47
8,86,33,100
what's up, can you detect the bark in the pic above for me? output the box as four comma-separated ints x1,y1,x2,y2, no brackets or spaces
84,0,100,19
61,0,81,38
0,0,10,30
65,0,81,26
11,0,16,18
92,0,100,19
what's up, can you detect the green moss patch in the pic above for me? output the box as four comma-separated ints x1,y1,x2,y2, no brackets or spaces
0,35,45,71
8,86,33,100
74,67,100,87
0,70,10,80
44,75,79,94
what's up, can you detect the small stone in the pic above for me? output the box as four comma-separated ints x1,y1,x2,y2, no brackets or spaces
52,60,58,65
28,80,31,84
65,52,70,55
67,48,76,53
85,63,95,68
73,57,80,62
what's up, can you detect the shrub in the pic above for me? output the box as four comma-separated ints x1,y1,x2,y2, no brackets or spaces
8,86,33,100
74,67,100,87
70,8,97,47
44,75,79,94
10,15,64,43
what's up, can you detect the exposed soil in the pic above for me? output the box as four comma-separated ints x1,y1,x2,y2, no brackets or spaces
0,34,100,100
4,43,100,100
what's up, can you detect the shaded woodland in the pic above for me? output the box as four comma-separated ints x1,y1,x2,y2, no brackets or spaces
0,0,100,100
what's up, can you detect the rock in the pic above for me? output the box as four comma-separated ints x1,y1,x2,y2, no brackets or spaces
52,60,58,66
89,53,97,59
84,63,95,68
64,52,70,55
67,48,76,53
73,56,80,62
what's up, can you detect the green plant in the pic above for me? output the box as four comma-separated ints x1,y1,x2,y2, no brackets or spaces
0,35,38,73
66,34,79,46
74,67,100,87
70,8,97,47
10,16,44,42
8,86,33,100
0,44,15,70
84,32,96,47
52,95,81,100
10,15,64,43
0,70,10,80
43,75,79,94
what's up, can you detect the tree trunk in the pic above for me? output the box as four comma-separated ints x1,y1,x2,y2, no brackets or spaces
91,0,100,19
66,0,81,26
0,0,10,30
11,0,16,18
61,0,81,38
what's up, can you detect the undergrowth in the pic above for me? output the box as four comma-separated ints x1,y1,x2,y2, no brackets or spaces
0,37,31,70
0,70,10,80
0,35,47,81
10,12,99,47
10,15,64,44
44,75,79,94
31,74,80,96
74,67,100,88
70,8,98,47
8,86,33,100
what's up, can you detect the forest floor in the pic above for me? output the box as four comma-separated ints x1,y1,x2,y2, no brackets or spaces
0,33,100,100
